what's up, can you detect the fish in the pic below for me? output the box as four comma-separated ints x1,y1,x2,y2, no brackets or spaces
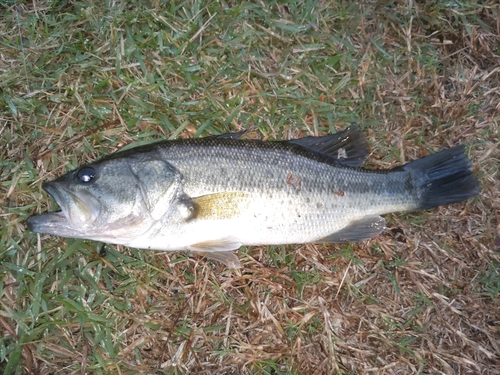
27,125,480,268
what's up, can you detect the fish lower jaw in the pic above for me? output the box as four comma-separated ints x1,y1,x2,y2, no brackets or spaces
27,211,70,233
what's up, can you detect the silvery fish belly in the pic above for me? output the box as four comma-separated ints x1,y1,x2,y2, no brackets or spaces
27,125,480,268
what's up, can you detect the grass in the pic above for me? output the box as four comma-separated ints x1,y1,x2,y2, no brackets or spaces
1,0,499,374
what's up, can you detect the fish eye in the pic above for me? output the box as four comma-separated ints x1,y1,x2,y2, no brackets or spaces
77,167,96,183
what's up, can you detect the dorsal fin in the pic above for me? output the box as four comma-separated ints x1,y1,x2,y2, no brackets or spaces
207,131,247,139
287,124,370,167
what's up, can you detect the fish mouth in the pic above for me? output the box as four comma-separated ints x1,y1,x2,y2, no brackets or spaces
27,181,101,237
27,211,73,235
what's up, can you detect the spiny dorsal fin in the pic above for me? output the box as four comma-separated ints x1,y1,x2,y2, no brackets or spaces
191,192,251,220
287,124,370,167
207,131,247,139
317,215,386,243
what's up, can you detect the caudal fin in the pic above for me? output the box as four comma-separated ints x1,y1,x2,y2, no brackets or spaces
404,145,480,210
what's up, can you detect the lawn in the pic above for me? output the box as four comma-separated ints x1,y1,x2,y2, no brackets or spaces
1,0,499,374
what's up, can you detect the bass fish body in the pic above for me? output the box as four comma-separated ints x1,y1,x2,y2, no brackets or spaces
27,125,479,268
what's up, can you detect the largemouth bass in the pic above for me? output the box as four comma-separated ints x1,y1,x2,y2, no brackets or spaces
27,125,479,268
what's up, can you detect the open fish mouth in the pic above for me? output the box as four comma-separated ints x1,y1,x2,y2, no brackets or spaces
27,182,101,237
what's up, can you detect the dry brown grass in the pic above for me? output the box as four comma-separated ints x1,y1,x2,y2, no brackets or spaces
1,0,499,374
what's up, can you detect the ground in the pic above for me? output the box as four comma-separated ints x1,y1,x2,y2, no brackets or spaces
0,1,499,374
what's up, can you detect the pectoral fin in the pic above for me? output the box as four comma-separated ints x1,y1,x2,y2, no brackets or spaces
317,215,386,243
191,192,251,220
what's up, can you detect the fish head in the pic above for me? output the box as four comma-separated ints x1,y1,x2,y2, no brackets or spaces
28,154,183,241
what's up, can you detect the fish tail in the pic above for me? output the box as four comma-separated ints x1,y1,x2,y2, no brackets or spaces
404,145,480,209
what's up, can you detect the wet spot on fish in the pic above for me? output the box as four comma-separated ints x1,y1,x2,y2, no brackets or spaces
286,172,302,190
179,198,196,221
180,204,194,220
334,190,345,196
337,147,347,160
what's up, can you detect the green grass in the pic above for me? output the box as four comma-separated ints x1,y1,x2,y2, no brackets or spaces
1,0,499,374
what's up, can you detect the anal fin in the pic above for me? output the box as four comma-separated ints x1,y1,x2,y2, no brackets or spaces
317,215,386,243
